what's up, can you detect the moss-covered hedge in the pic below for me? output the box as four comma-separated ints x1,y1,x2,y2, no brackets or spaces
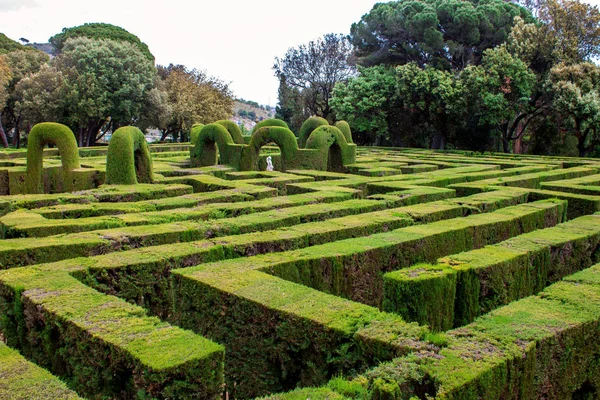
189,123,204,144
215,119,245,144
251,118,289,135
25,122,81,194
298,116,328,148
106,126,154,185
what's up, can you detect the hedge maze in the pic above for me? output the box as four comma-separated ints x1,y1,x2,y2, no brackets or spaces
2,124,600,399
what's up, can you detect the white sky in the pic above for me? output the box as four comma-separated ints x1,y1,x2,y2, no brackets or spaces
1,0,600,106
0,0,382,106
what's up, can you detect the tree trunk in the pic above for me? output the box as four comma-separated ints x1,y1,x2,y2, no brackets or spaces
431,131,446,150
11,115,21,148
0,113,8,148
513,136,523,154
502,137,510,153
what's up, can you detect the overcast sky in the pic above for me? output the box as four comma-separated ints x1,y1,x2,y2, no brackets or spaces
0,0,383,106
1,0,600,107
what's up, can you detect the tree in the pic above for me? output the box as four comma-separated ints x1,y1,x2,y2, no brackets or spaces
0,57,11,147
13,65,67,128
331,66,399,145
349,0,532,69
549,62,600,156
0,49,49,147
273,33,355,123
155,64,234,142
52,37,157,146
458,46,538,153
49,23,154,62
395,63,462,149
275,74,308,133
539,0,600,63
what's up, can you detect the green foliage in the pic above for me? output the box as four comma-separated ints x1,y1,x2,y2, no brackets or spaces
334,121,353,144
25,122,80,194
53,37,157,146
215,119,245,144
190,123,237,167
49,23,154,62
331,66,398,145
154,64,234,142
298,116,328,148
106,126,154,185
251,118,289,135
189,123,204,144
242,126,299,171
0,33,35,55
350,0,533,69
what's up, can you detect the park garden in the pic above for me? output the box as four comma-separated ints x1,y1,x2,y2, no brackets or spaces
2,0,600,398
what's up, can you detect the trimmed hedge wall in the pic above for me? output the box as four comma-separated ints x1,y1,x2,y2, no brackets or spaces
106,126,154,185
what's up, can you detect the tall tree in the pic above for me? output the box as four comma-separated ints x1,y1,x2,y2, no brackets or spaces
52,37,156,146
331,66,399,145
395,63,462,149
0,56,11,147
273,33,355,123
539,0,600,63
155,64,234,141
49,23,154,62
274,74,307,134
458,46,538,153
550,62,600,156
0,49,49,147
350,0,532,69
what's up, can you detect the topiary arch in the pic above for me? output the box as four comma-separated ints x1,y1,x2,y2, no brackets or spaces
334,120,354,144
251,118,289,135
190,123,205,145
305,125,356,172
298,116,329,148
241,126,299,171
106,126,154,185
25,122,81,194
190,123,240,167
214,120,245,145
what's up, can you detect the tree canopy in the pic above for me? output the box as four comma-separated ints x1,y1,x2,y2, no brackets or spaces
274,33,355,124
49,23,154,62
350,0,533,69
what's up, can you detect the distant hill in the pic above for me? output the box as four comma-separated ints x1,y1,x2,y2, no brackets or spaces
231,99,275,133
0,33,36,55
27,42,55,56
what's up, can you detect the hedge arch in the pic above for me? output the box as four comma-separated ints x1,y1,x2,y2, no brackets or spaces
215,120,245,145
190,123,205,145
25,122,81,194
305,125,356,172
298,116,329,148
241,126,299,171
251,118,289,135
190,123,237,167
106,126,154,185
334,120,354,144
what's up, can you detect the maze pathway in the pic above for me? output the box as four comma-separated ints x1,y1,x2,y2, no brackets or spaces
1,147,600,399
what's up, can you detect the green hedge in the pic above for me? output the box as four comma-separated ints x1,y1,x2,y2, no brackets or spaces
106,126,154,185
298,116,329,148
0,341,83,399
0,267,224,399
25,122,81,194
384,212,600,331
268,262,600,399
251,118,289,135
215,119,245,144
189,123,204,144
